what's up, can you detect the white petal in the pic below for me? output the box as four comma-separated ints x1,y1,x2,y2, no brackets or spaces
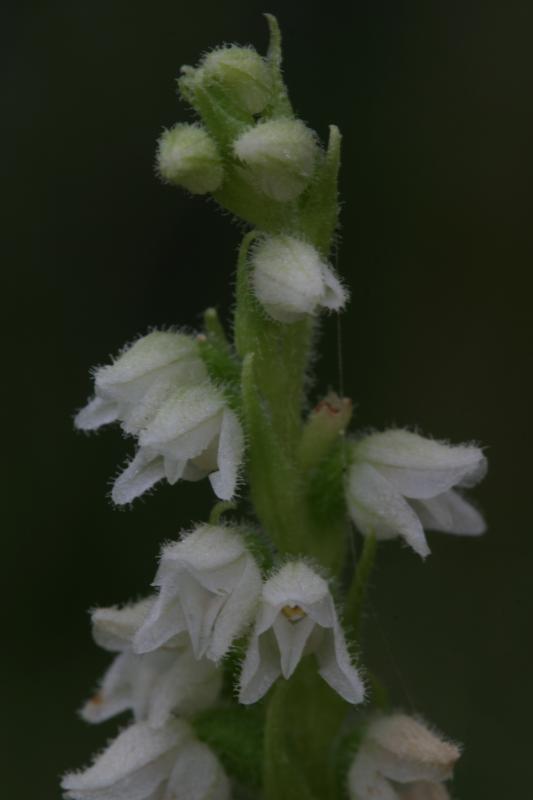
61,720,187,800
400,782,451,800
208,408,244,500
163,456,187,485
75,396,120,431
239,627,282,704
314,621,365,704
167,739,230,800
92,599,155,652
205,553,262,662
346,463,430,557
348,749,400,800
273,613,316,678
176,570,225,658
81,652,136,724
320,264,348,312
366,715,460,784
133,593,187,654
355,430,486,499
140,384,223,456
95,332,204,400
112,449,166,505
144,650,221,727
410,490,486,536
262,561,329,608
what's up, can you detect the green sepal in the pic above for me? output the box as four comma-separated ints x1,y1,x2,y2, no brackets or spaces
198,310,242,413
299,125,342,255
193,703,265,791
263,14,293,118
178,74,253,153
263,657,349,800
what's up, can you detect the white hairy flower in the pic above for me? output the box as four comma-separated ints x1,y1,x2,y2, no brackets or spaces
112,383,244,505
239,561,364,705
348,714,460,800
157,124,224,194
252,235,347,322
62,719,230,800
346,429,487,557
82,599,221,728
233,118,318,201
75,331,207,435
135,524,262,663
200,46,272,114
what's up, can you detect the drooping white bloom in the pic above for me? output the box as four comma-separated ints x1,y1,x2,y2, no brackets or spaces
135,524,262,663
251,235,348,323
200,46,272,114
112,383,244,505
83,599,221,728
62,719,230,800
348,714,460,800
233,118,318,201
345,429,487,558
75,331,207,435
239,561,364,705
157,124,224,194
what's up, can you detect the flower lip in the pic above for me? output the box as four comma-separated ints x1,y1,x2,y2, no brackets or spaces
281,604,307,623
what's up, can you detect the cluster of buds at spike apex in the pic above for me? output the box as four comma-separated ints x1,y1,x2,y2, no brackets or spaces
82,599,222,728
62,719,230,800
197,45,273,115
75,331,244,504
233,118,318,201
134,524,262,662
156,123,224,194
348,714,461,800
239,560,365,705
345,429,487,557
251,235,348,322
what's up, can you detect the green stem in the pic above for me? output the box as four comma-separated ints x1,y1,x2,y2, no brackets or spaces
345,533,377,641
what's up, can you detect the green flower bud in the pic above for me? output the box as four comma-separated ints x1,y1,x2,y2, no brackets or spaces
201,46,273,115
156,124,223,194
233,119,318,202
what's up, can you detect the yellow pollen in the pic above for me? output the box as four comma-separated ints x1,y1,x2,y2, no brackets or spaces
281,604,306,623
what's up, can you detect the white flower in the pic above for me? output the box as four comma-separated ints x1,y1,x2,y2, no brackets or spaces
62,719,230,800
157,124,224,194
239,561,364,705
251,235,347,323
348,714,460,800
112,383,244,505
134,524,262,663
233,118,318,201
75,331,207,435
82,599,221,728
200,46,272,114
346,429,487,557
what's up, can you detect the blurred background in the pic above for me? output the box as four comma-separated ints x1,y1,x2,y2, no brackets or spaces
3,1,531,797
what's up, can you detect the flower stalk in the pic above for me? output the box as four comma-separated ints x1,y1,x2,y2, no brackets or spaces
65,13,487,800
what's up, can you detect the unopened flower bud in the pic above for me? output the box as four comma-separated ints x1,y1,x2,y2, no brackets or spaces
252,235,348,322
201,46,272,114
233,119,318,201
348,714,460,800
299,393,353,469
157,124,223,194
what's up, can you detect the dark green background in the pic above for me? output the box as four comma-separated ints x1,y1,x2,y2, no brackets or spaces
3,1,531,797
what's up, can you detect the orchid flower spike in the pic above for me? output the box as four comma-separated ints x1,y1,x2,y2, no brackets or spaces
239,560,365,705
75,331,207,435
112,382,244,505
348,714,460,800
252,235,348,323
82,599,221,728
62,719,230,800
345,429,487,557
134,524,262,663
